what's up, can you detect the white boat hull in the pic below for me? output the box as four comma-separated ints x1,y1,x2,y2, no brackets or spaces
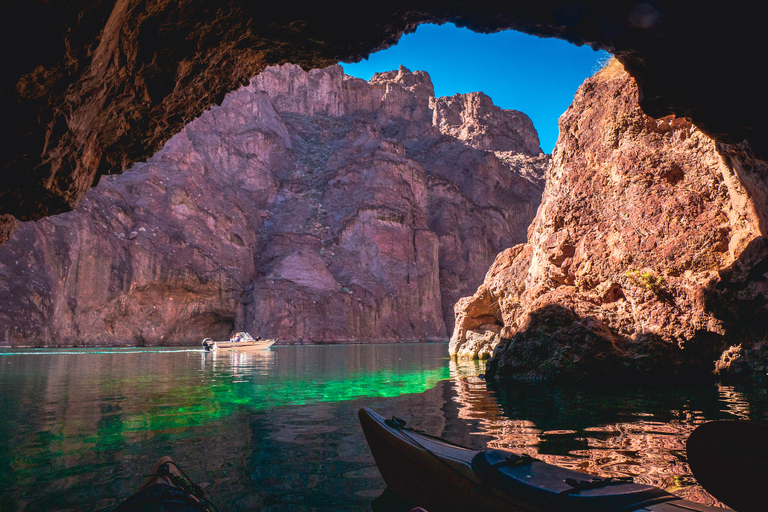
208,339,275,351
202,333,276,352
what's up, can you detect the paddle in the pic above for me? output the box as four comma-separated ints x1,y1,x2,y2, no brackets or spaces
686,420,768,512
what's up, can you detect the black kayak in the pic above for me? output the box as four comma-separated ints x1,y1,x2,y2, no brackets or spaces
359,407,731,512
112,457,218,512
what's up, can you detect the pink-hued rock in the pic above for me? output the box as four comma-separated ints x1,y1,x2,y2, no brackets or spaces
0,64,546,346
452,61,768,380
5,1,768,263
432,92,542,155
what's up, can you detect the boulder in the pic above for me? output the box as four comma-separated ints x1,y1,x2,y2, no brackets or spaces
453,60,768,380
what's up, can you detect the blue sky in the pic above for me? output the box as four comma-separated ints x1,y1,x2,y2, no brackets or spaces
341,24,610,154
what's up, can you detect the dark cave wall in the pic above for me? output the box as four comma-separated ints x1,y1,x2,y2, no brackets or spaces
2,0,768,247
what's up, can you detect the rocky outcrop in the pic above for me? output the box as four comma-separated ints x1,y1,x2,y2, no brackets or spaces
451,60,768,380
0,64,546,346
431,92,542,156
3,1,768,255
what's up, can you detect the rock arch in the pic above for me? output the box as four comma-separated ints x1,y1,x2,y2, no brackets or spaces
2,0,767,245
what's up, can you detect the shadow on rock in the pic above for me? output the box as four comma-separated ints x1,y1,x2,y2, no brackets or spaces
485,304,730,385
702,235,768,379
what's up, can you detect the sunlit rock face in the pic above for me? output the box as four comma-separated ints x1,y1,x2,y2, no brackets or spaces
3,1,768,252
452,61,768,380
432,92,542,155
0,64,546,346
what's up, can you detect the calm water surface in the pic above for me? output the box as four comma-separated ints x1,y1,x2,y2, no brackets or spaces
1,343,765,511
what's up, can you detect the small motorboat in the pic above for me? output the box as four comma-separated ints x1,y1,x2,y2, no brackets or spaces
201,332,276,352
358,407,730,512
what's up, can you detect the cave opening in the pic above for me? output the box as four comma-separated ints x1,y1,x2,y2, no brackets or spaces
2,7,768,512
0,7,766,372
0,22,611,348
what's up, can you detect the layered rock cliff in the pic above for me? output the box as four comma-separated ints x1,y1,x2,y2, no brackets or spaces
3,1,768,254
0,64,546,346
451,60,768,380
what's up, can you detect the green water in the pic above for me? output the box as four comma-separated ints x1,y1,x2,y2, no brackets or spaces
0,343,765,511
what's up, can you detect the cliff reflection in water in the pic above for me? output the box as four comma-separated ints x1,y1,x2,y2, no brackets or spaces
447,359,767,507
0,344,452,511
1,345,766,511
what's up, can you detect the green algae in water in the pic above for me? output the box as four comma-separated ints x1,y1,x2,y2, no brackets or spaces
86,365,450,448
2,344,768,511
0,344,456,511
0,344,453,493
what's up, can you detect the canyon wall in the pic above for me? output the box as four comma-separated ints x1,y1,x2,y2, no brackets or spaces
452,61,768,380
3,2,768,252
0,64,546,346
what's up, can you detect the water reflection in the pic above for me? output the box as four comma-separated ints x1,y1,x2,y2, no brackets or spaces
717,384,751,419
0,344,452,511
204,348,276,377
445,359,758,506
0,345,764,511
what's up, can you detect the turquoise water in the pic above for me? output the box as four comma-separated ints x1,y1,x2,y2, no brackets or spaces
0,343,764,511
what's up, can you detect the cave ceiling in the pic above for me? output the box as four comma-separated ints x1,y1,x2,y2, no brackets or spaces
1,0,766,239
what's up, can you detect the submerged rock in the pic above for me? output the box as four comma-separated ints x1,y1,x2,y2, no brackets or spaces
452,60,768,380
0,64,546,346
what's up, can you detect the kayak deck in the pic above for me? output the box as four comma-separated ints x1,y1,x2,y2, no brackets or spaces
358,407,729,512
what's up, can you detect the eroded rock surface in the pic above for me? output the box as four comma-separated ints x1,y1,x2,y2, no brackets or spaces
0,64,546,346
451,61,768,380
3,1,768,253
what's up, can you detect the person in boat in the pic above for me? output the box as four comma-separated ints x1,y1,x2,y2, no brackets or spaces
234,333,241,343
